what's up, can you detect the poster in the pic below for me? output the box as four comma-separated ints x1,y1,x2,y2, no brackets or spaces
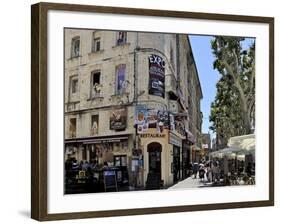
148,54,165,98
110,108,127,130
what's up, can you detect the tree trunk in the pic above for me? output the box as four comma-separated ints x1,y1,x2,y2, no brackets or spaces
234,80,252,134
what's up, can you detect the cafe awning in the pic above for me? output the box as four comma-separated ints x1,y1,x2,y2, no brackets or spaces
209,134,255,158
227,134,255,153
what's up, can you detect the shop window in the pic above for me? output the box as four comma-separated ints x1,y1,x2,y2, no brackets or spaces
91,115,99,135
116,31,127,45
92,33,101,52
71,36,80,58
116,64,126,94
69,118,76,138
91,71,101,97
114,155,127,167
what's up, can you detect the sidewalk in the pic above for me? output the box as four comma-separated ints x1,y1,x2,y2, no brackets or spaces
168,176,215,189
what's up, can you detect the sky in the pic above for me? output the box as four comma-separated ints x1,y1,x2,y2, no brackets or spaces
189,35,255,140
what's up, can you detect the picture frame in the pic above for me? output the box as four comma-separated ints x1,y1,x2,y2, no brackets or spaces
31,2,274,221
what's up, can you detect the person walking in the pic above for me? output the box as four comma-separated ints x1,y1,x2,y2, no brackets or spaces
206,162,213,182
199,163,206,181
213,161,220,183
192,162,199,179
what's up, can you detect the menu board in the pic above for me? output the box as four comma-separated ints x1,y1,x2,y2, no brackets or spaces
103,170,118,192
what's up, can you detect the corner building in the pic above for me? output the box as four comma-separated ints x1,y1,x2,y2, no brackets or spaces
64,29,202,189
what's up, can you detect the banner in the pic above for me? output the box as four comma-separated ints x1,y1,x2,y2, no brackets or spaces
148,54,165,98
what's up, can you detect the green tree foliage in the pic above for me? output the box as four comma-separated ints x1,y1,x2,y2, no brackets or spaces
209,37,255,144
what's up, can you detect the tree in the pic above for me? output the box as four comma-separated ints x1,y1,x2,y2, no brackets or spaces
210,37,255,142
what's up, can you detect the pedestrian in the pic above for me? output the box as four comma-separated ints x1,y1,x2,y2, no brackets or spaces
206,162,213,182
199,164,205,181
72,159,79,171
192,162,199,179
82,161,90,171
245,162,254,177
213,161,220,183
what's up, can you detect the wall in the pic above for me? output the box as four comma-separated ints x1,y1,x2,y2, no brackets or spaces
0,0,280,224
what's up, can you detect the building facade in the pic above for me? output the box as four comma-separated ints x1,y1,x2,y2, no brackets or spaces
64,29,202,190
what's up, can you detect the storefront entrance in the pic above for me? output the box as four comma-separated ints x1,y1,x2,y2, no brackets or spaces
146,142,162,190
173,146,181,183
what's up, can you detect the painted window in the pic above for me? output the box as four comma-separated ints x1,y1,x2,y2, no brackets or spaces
69,118,76,138
92,32,101,52
91,115,99,135
116,32,127,45
71,36,80,57
91,71,101,97
71,78,78,94
116,64,126,94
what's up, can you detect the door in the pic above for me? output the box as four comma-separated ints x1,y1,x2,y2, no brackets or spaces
173,146,181,183
146,142,162,189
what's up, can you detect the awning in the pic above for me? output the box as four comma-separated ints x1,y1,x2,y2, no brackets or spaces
65,134,130,144
185,129,196,143
191,145,201,151
227,134,255,153
209,134,255,157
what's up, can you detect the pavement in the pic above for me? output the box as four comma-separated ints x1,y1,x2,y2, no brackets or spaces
168,175,221,189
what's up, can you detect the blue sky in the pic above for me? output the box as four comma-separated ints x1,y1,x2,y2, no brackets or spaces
189,35,255,139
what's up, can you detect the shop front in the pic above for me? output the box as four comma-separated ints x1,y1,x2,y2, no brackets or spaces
168,131,183,184
64,134,133,191
182,140,191,179
139,129,186,189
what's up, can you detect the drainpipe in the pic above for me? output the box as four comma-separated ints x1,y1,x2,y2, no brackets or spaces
133,33,140,188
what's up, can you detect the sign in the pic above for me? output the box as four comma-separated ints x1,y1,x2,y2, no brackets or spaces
169,132,182,147
103,170,118,192
139,133,165,138
202,144,209,149
148,54,165,98
110,108,127,130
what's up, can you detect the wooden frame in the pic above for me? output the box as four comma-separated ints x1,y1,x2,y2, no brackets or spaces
31,2,274,221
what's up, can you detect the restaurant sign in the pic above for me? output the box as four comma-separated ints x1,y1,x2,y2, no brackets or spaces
110,108,127,130
139,133,166,138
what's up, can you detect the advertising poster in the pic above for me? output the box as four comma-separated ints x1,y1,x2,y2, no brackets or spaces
110,108,127,130
135,105,148,133
148,54,165,98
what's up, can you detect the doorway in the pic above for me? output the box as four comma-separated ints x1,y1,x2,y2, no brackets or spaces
173,146,181,183
146,142,162,190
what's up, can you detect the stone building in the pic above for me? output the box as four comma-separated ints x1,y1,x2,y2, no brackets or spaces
64,29,202,190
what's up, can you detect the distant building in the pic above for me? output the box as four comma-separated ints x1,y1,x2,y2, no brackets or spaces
64,29,202,190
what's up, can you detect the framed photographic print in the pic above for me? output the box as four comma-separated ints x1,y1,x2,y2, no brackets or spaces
31,2,274,221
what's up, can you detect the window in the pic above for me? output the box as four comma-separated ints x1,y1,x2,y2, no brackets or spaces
91,115,99,135
92,38,101,52
69,118,76,138
116,32,127,45
93,72,101,85
114,155,127,167
71,37,80,58
71,78,78,94
116,64,126,94
91,71,101,98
